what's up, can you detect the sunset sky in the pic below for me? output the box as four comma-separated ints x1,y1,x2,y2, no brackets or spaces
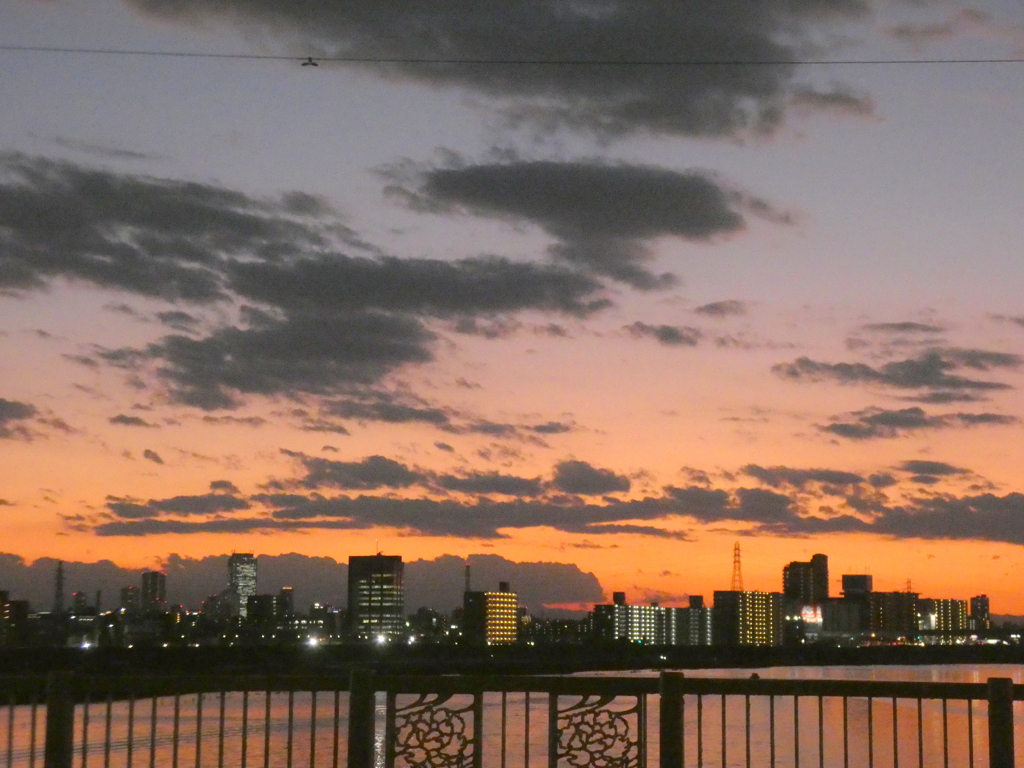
3,0,1024,614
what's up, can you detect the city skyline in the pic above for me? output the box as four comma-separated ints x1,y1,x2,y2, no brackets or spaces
4,1,1024,611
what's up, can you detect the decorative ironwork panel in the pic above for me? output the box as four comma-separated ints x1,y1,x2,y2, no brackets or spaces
550,694,645,768
386,692,481,768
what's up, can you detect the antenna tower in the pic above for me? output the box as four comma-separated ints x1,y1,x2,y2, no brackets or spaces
731,542,743,592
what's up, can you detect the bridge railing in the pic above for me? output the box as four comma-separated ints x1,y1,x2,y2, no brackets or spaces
0,671,1020,768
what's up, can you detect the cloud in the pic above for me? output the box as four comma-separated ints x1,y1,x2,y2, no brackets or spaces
823,406,1017,440
284,452,426,490
742,465,864,488
48,136,157,161
210,480,239,493
109,414,157,428
322,394,451,426
861,322,945,334
142,449,164,464
551,460,630,495
624,322,702,346
120,0,870,140
789,87,876,118
896,460,969,477
773,348,1021,395
391,159,788,288
529,421,573,434
694,300,746,318
106,491,251,518
0,398,37,439
437,472,545,497
157,310,201,332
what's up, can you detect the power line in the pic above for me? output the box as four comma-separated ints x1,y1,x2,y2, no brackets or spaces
2,43,1024,66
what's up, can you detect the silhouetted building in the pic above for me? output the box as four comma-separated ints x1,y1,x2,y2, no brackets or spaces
868,591,918,637
141,571,167,612
347,554,404,642
120,586,141,616
783,554,829,604
713,591,783,647
246,595,277,627
841,575,872,598
276,587,294,618
463,582,519,645
970,595,991,630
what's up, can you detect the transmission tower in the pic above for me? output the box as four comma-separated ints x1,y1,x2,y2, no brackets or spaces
731,542,743,592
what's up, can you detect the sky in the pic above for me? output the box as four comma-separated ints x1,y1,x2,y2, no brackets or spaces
3,0,1024,614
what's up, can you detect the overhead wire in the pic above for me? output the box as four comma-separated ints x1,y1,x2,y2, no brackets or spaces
2,43,1024,66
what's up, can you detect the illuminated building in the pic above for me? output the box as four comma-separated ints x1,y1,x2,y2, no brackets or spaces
463,582,519,645
664,596,713,646
712,591,783,647
228,554,257,619
867,591,918,637
347,554,404,641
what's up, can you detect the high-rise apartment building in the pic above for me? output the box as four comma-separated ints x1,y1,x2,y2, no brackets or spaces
712,591,783,646
782,554,829,605
463,582,519,645
867,591,918,636
141,571,167,612
347,554,404,641
228,554,257,619
970,595,991,630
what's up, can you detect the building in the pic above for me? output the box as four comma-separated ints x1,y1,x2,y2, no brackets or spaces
463,582,519,645
664,596,713,646
712,591,783,647
867,591,918,637
227,554,257,619
782,554,829,605
591,593,663,644
347,554,404,642
141,571,167,613
841,575,872,598
970,595,991,630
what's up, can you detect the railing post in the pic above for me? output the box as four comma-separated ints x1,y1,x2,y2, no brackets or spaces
659,671,685,768
347,669,376,768
987,677,1015,768
44,672,75,768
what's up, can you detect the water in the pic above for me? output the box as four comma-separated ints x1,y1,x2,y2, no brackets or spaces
2,664,1021,767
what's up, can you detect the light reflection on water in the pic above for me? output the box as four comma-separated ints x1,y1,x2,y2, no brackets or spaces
1,664,1022,768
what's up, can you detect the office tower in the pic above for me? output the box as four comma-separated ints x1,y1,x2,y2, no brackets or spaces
141,571,167,612
347,554,404,641
712,591,783,647
228,554,257,619
970,595,991,630
841,574,873,598
463,581,519,645
782,554,829,605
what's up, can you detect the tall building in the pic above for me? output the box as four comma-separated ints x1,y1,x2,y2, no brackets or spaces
591,598,663,644
141,571,167,612
120,586,141,615
712,591,783,647
228,554,257,619
970,595,991,630
782,554,829,605
347,554,404,641
664,596,713,646
463,582,519,645
868,591,918,636
841,574,872,598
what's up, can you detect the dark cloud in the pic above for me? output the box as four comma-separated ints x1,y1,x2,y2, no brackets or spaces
0,398,37,439
896,460,969,477
142,449,164,464
694,300,746,318
322,394,451,426
529,421,573,434
209,480,239,493
121,0,870,140
285,452,426,490
394,160,787,288
157,310,201,331
862,322,945,334
0,153,333,302
109,414,156,427
107,492,251,518
434,442,455,452
624,322,703,346
773,348,1021,394
790,87,876,118
437,472,545,497
823,406,1017,440
48,136,157,161
742,465,864,488
551,460,630,495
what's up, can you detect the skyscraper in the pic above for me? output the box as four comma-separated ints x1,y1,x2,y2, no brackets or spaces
141,571,167,612
228,554,257,619
347,554,404,641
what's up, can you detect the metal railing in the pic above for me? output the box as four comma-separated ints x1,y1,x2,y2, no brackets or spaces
0,670,1020,768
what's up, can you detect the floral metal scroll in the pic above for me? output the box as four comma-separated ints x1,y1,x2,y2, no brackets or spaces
386,692,480,768
552,694,644,768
